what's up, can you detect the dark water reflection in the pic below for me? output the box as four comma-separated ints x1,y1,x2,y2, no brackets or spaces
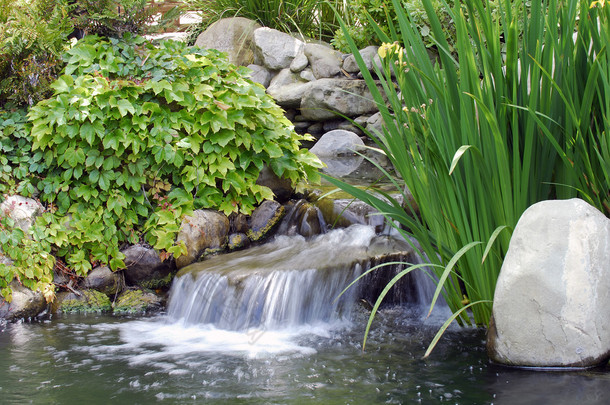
0,309,608,404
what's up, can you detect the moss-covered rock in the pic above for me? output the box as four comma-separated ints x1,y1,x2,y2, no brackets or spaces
247,200,285,242
53,290,112,314
112,289,163,315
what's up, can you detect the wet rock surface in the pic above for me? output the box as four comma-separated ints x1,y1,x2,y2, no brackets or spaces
112,289,163,315
122,245,175,288
247,200,286,242
82,266,123,296
0,281,46,320
176,210,230,269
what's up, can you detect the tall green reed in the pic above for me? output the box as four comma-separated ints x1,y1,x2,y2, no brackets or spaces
327,0,609,335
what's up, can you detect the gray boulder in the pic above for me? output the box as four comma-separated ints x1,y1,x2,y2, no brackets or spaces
265,68,311,107
122,245,175,289
176,210,230,269
266,82,313,109
290,52,309,72
366,111,386,140
253,27,304,70
246,64,273,88
82,266,122,296
304,43,343,79
343,46,380,73
0,195,44,232
300,69,316,82
194,17,261,66
487,199,610,368
247,200,285,242
310,129,364,157
300,79,381,120
0,280,46,320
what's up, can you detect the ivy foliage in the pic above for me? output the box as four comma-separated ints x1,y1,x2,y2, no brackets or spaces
0,109,46,197
0,216,55,303
28,34,322,275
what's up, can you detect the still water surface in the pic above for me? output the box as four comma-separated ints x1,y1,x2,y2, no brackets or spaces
1,308,608,404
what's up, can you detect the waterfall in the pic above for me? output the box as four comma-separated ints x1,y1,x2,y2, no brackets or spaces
167,225,439,331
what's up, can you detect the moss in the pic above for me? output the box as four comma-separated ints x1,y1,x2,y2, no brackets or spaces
113,289,162,315
246,205,286,242
138,271,174,290
57,290,112,314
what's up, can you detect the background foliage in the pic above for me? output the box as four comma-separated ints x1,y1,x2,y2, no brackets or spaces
0,0,180,109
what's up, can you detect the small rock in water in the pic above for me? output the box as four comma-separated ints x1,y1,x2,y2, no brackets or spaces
247,201,285,242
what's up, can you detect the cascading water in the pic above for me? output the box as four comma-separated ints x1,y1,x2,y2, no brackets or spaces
166,224,438,336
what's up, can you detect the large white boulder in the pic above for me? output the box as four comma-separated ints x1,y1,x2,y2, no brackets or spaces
487,199,610,368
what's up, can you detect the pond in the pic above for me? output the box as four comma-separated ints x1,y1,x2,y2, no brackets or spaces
1,225,608,404
1,309,608,404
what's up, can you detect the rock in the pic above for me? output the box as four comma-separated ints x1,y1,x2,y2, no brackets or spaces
487,199,610,368
122,245,175,289
247,200,286,242
307,122,324,135
266,81,313,109
52,290,112,314
112,289,163,315
366,111,385,139
228,233,250,250
247,64,273,88
230,213,249,234
256,166,294,202
266,68,311,108
0,280,46,320
317,155,365,177
253,27,305,70
300,79,381,121
310,129,365,157
267,68,304,89
82,266,123,296
290,52,309,72
343,46,380,73
322,120,363,136
0,195,44,232
276,200,325,237
300,69,316,82
304,43,343,79
176,210,230,269
315,198,386,232
194,17,261,66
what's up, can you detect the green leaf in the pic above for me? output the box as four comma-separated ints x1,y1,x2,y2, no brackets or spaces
116,99,135,117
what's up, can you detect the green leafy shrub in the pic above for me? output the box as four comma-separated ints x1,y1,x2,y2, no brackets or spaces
0,109,47,197
28,34,322,275
0,216,55,303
